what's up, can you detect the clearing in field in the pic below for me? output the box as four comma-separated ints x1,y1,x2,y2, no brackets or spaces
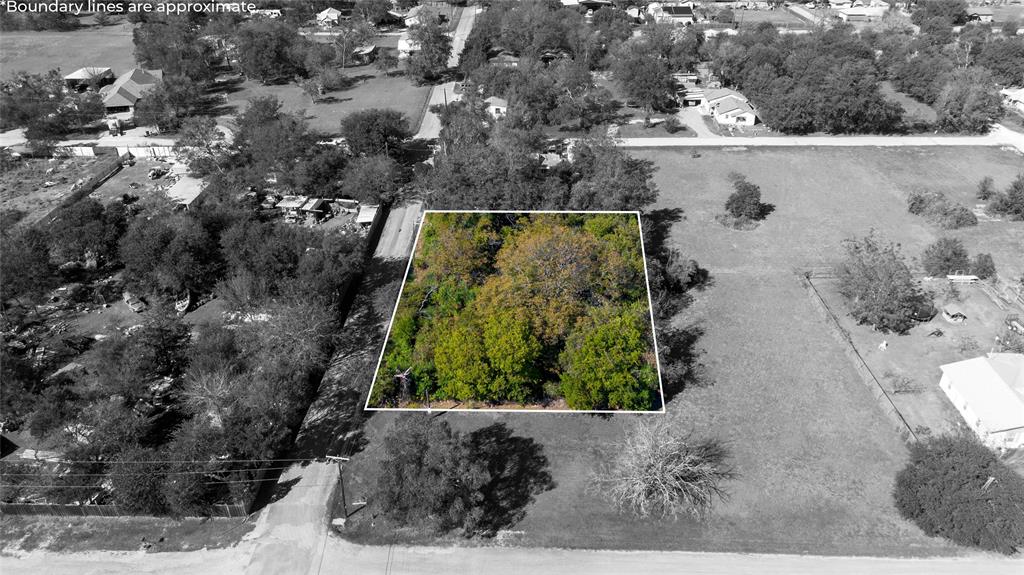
367,210,664,412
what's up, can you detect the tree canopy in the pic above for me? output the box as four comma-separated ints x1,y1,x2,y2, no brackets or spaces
371,212,659,409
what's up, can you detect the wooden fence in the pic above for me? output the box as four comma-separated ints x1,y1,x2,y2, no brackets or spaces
799,271,919,444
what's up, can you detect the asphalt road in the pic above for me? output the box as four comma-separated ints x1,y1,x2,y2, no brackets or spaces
373,202,423,261
414,7,478,140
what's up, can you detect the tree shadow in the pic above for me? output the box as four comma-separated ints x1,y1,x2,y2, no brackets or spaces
757,202,776,220
642,208,685,257
469,423,556,535
656,323,710,405
269,477,300,504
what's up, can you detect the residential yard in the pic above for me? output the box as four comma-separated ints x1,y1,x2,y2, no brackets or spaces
0,156,109,227
733,8,808,27
0,23,136,77
222,64,432,136
88,157,178,206
0,515,254,554
338,146,1022,556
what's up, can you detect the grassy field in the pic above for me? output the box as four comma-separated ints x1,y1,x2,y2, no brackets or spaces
0,515,253,553
879,81,938,124
224,64,432,136
734,9,808,27
0,23,136,77
341,146,1021,555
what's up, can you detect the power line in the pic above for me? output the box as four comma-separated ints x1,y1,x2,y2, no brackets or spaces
2,457,314,465
0,464,299,478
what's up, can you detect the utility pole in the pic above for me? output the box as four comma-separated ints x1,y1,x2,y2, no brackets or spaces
326,455,350,521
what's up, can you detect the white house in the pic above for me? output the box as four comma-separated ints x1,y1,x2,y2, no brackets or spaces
1000,87,1024,114
967,7,994,23
939,353,1024,449
650,2,695,25
698,88,758,125
404,5,424,27
316,7,343,26
485,96,508,118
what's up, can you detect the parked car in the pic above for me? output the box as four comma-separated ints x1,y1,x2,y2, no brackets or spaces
123,292,147,313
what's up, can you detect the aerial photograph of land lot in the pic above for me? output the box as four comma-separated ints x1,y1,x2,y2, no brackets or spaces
368,210,663,411
3,0,1024,573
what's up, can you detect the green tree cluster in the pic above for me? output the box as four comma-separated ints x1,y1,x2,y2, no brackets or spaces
373,213,658,410
894,434,1024,554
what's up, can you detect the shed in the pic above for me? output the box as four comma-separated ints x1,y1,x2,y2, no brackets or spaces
967,7,993,22
317,7,343,25
165,175,205,210
64,67,114,91
485,96,508,118
276,195,309,212
356,204,379,226
939,353,1024,449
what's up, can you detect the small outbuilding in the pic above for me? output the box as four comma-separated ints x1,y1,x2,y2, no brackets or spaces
939,353,1024,449
317,7,344,26
967,7,993,22
64,67,114,91
485,96,508,119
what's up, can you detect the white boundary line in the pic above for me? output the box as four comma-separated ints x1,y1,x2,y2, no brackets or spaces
364,209,666,414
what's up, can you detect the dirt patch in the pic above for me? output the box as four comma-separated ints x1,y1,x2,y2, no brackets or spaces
0,156,105,227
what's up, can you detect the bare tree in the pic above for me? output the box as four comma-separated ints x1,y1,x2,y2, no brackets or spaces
596,421,734,520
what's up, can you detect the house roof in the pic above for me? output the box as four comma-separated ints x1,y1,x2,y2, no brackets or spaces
716,97,755,116
705,88,746,104
276,195,308,210
485,96,508,107
662,5,694,16
968,7,993,15
101,68,162,108
941,353,1024,433
301,198,330,212
318,7,342,18
165,175,204,207
64,67,112,81
353,44,377,56
356,204,379,224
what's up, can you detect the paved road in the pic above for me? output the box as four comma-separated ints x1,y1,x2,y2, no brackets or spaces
617,125,1024,152
414,7,478,139
7,531,1023,575
374,202,424,261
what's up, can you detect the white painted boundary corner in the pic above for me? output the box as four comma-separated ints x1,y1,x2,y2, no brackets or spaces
364,210,666,414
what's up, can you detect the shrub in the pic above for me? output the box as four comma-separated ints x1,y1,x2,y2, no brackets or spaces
976,176,995,200
374,417,490,535
921,237,970,277
597,421,734,519
663,115,682,134
894,434,1024,554
906,189,977,229
986,174,1024,220
970,253,996,279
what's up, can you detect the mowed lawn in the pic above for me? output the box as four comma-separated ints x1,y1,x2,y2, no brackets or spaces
224,64,432,136
342,147,1021,556
0,23,137,77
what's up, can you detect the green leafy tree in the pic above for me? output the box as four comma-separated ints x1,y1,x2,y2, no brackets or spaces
433,315,492,401
174,116,228,175
234,20,307,83
407,20,452,83
724,176,769,220
611,40,675,115
481,308,542,403
375,417,490,534
132,76,204,132
921,237,970,277
133,20,215,82
894,434,1024,554
333,19,376,70
559,306,658,411
935,68,1003,134
976,176,995,200
0,227,56,302
339,108,412,157
109,447,170,514
970,253,996,280
340,154,403,203
837,232,934,333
